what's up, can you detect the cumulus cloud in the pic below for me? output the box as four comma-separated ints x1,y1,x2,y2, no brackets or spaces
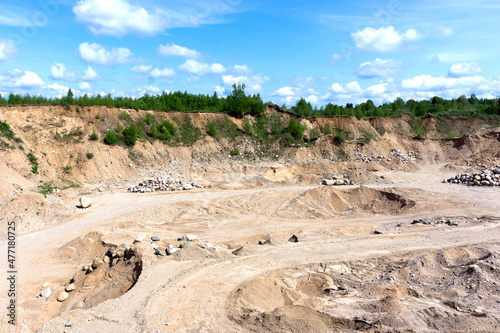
159,43,202,58
0,69,44,89
82,66,99,80
79,82,92,90
330,81,363,94
402,74,484,92
221,74,269,94
356,58,402,79
79,42,133,66
351,26,423,53
73,0,237,36
273,87,295,96
130,65,153,73
131,86,167,97
150,67,176,78
179,59,226,76
0,39,17,61
50,63,99,82
73,0,170,36
50,62,77,81
447,62,482,78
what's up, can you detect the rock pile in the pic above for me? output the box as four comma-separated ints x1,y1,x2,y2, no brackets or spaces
128,177,203,193
353,148,420,164
321,173,354,186
445,168,500,186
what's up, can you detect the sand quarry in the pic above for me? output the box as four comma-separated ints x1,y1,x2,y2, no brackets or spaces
0,105,500,332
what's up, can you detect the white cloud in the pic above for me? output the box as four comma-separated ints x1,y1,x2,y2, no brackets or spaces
0,39,17,61
159,43,202,58
357,58,402,79
130,65,153,73
221,74,269,94
0,70,44,89
131,85,167,97
351,26,423,53
150,67,176,78
73,0,170,36
82,66,99,80
42,83,70,97
330,81,363,94
232,65,251,74
179,59,226,76
79,82,92,90
447,62,482,78
305,95,319,104
402,75,484,92
214,85,225,96
73,0,237,37
50,62,77,81
273,87,295,96
79,42,133,66
143,85,161,94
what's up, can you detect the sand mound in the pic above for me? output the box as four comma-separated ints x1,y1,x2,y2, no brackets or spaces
217,186,414,219
28,233,142,327
229,246,500,332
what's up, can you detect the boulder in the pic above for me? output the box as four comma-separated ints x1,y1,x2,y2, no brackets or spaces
79,197,92,208
151,236,160,242
65,283,75,292
57,291,69,302
184,234,197,241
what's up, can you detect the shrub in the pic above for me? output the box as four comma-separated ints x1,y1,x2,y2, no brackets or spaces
207,123,217,137
103,130,119,145
0,120,14,139
286,118,306,140
144,113,153,125
333,127,350,143
230,148,240,156
95,113,101,119
86,152,94,159
89,128,98,141
123,124,137,147
26,152,39,174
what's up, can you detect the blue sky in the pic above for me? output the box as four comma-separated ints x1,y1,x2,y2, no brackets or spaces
0,0,499,106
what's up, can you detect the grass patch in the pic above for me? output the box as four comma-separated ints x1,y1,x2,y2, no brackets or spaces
26,152,39,174
206,118,241,139
230,148,240,156
355,129,375,144
175,117,201,145
37,181,55,198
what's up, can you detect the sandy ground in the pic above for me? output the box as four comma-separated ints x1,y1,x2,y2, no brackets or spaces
0,163,499,333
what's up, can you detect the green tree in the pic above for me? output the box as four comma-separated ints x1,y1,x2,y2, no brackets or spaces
123,124,137,147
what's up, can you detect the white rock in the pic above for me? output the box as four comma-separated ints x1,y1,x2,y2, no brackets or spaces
57,291,69,302
135,234,146,242
65,283,75,292
184,234,197,241
79,197,92,208
40,288,51,298
42,282,50,289
167,247,179,255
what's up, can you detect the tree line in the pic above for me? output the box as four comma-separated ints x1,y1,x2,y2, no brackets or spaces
1,85,499,118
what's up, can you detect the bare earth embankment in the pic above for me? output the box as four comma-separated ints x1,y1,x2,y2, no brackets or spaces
0,105,499,332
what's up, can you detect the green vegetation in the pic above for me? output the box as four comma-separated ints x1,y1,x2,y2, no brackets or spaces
355,129,376,144
62,166,72,174
26,152,39,174
230,148,240,156
222,84,265,118
175,117,201,145
0,120,14,139
86,152,94,159
95,113,101,119
103,130,119,145
205,118,241,139
37,181,55,198
89,128,98,141
123,124,137,147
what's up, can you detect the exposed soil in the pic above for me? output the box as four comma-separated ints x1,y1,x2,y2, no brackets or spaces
0,106,499,332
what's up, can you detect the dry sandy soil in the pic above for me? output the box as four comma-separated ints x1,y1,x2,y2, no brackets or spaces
0,106,499,332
